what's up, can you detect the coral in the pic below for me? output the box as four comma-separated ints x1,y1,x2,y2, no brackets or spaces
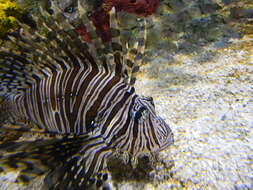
91,8,111,43
0,0,22,36
76,0,158,43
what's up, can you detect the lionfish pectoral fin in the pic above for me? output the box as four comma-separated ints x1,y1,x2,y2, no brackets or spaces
0,96,12,125
42,161,110,190
40,134,113,190
0,134,101,184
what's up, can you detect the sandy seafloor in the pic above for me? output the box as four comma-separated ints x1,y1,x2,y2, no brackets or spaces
129,34,253,190
0,1,253,190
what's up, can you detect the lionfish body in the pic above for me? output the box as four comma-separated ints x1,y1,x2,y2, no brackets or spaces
0,2,173,190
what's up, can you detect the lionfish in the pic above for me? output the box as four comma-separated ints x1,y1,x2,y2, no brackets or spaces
0,1,173,190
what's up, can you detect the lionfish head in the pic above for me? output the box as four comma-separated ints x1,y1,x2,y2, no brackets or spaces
130,96,174,156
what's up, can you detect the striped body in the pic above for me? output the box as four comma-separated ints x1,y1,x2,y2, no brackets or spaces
10,54,171,157
14,60,132,135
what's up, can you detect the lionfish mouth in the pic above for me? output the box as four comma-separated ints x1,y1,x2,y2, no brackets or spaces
158,133,174,152
155,117,174,152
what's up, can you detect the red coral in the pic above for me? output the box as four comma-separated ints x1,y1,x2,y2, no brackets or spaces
75,0,158,43
75,24,91,43
91,9,111,43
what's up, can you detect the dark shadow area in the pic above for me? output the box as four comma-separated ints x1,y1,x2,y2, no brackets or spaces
107,154,175,186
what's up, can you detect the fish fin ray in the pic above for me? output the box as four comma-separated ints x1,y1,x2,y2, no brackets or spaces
41,135,112,190
126,18,147,86
0,134,112,187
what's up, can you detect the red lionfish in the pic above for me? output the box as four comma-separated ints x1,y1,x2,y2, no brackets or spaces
0,1,173,190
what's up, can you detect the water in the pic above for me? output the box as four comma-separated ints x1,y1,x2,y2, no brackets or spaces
1,0,253,189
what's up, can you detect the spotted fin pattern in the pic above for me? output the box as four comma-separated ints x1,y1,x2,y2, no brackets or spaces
0,133,112,189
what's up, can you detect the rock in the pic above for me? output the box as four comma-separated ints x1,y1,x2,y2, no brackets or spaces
197,0,222,14
230,7,253,19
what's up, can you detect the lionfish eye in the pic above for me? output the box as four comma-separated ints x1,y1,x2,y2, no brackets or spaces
64,5,76,13
134,106,147,121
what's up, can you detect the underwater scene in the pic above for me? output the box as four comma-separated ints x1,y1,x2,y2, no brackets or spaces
0,0,252,189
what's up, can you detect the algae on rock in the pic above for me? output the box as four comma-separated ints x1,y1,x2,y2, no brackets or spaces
0,0,22,37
